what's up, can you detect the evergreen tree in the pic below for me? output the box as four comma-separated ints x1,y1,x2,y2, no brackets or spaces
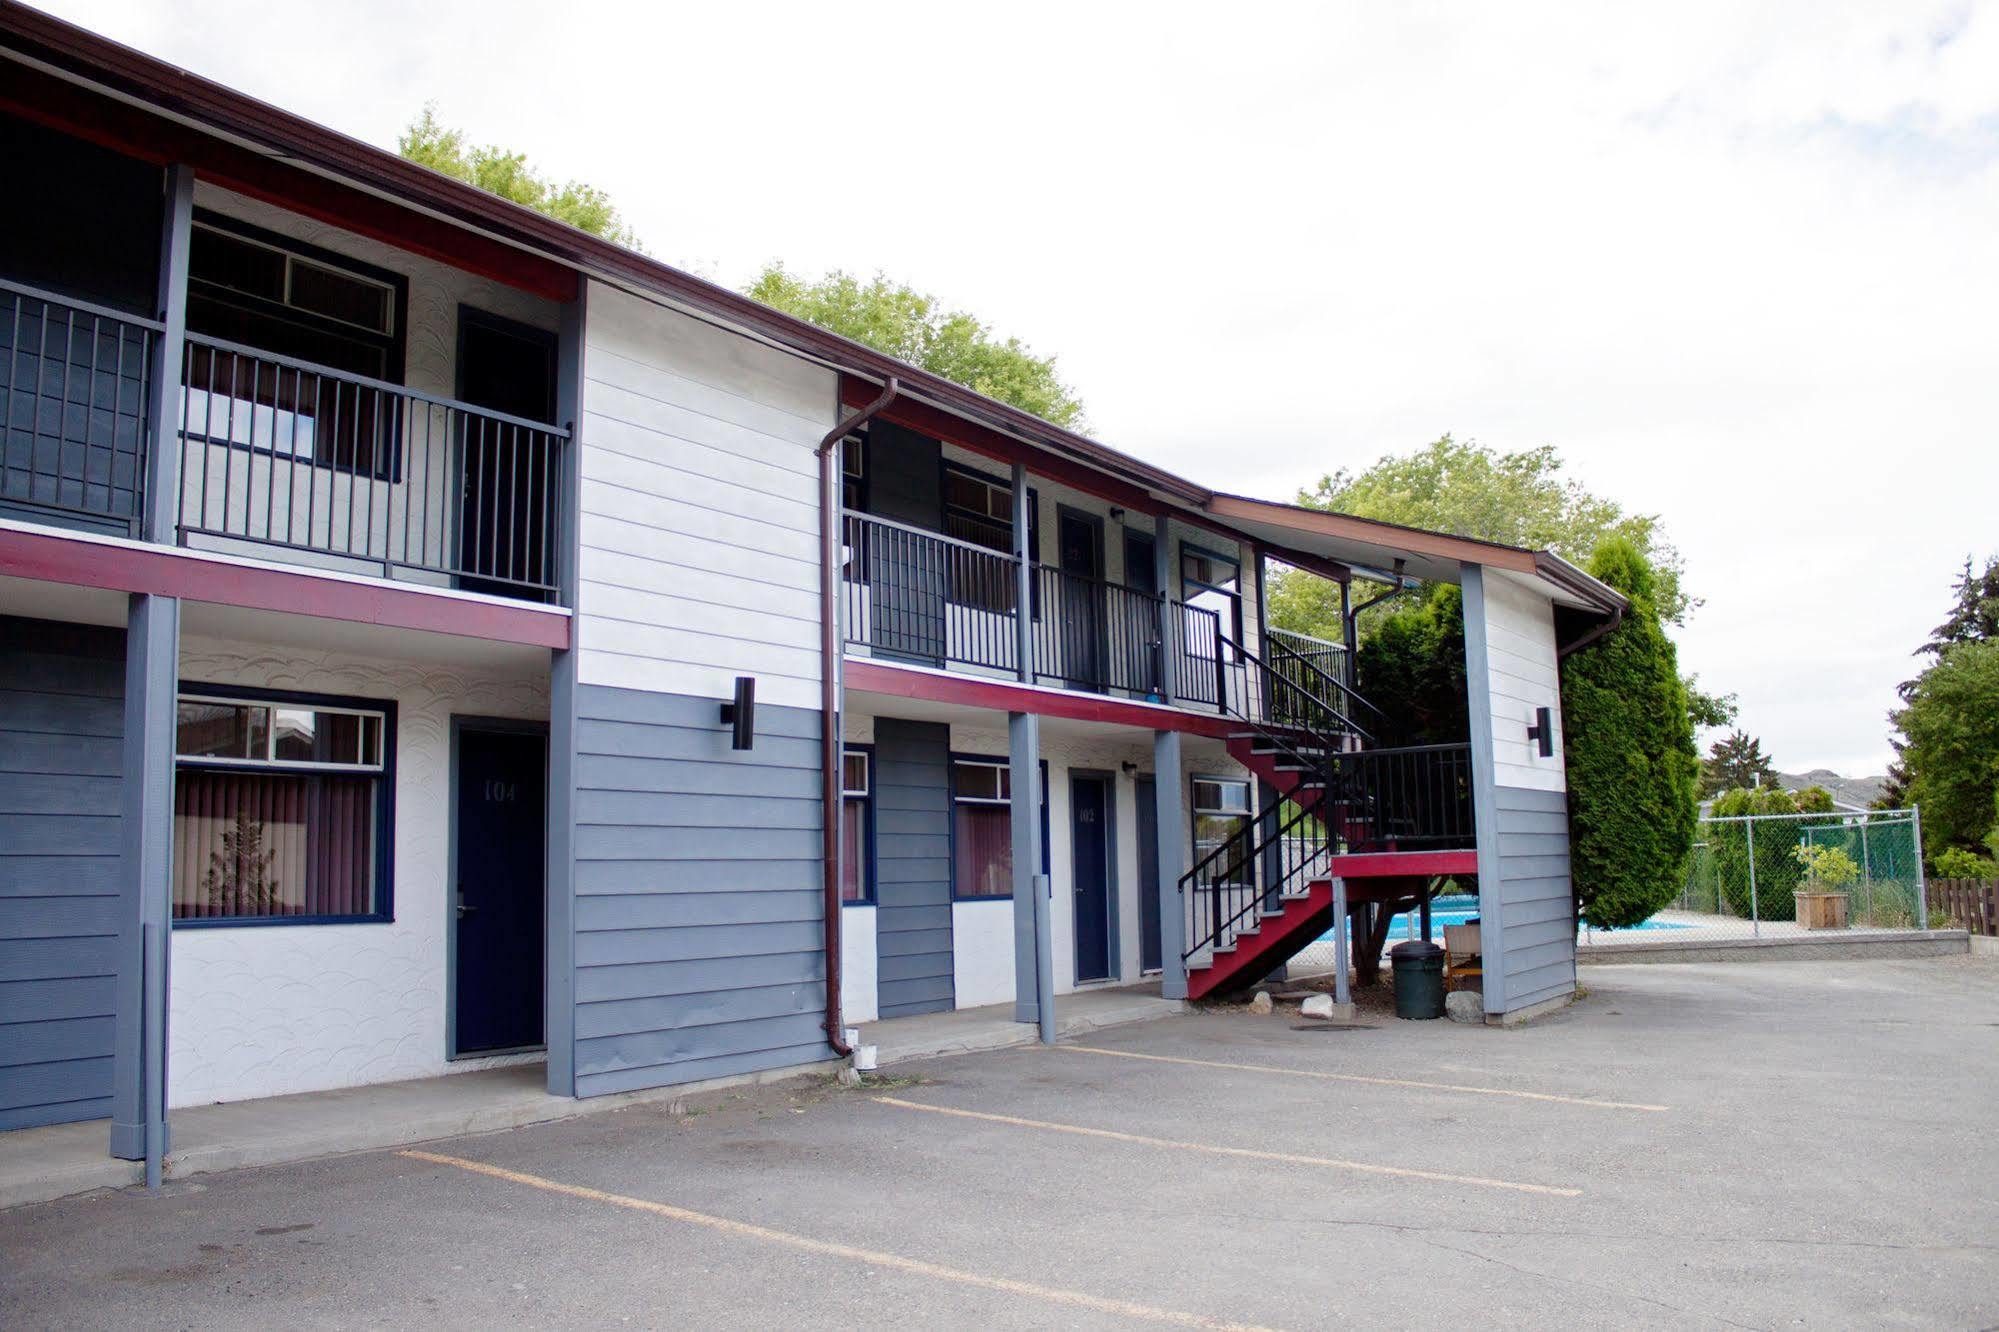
1560,538,1700,928
1699,730,1778,798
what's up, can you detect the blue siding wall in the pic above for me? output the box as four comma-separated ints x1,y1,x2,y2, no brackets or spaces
873,719,954,1018
0,616,125,1130
1493,785,1576,1010
570,684,830,1095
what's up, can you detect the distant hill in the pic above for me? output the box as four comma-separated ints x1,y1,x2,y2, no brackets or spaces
1777,769,1888,809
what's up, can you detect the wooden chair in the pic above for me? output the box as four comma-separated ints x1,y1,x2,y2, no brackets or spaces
1443,922,1482,982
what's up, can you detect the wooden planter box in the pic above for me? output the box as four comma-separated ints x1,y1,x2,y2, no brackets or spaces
1794,890,1851,930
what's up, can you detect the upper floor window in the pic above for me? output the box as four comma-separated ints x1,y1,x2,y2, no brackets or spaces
182,214,408,480
1182,546,1244,656
841,436,867,512
172,688,394,925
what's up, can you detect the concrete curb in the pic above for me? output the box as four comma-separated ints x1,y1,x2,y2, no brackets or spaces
868,998,1185,1068
1578,929,1969,966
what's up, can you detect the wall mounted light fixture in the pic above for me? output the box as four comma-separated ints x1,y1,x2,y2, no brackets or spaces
1526,706,1554,758
720,676,757,750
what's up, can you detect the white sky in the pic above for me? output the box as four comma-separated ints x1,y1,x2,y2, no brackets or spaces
40,0,1999,775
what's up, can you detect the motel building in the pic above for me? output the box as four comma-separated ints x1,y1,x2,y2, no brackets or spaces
0,7,1626,1173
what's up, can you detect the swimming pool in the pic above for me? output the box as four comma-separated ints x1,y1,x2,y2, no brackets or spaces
1312,896,1691,944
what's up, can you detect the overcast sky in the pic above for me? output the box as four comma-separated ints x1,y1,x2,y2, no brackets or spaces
42,1,1997,775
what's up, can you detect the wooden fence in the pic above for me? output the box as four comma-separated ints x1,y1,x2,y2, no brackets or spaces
1931,879,1999,936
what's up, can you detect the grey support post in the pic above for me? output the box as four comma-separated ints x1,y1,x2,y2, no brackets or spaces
1009,710,1046,1027
111,166,194,1171
1008,464,1053,1031
545,282,588,1096
1460,564,1507,1016
1151,512,1190,998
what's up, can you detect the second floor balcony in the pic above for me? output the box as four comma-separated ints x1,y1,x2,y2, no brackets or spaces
1,278,568,602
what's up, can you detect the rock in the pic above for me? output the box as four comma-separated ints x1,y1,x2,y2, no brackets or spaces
836,1064,863,1087
1249,990,1274,1015
1446,990,1485,1023
1299,993,1354,1021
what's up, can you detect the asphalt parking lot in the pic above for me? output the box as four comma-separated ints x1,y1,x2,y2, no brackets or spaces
5,955,1997,1330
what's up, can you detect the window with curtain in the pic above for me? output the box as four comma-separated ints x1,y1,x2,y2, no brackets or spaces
951,758,1048,899
841,747,873,904
1192,776,1254,889
172,690,393,924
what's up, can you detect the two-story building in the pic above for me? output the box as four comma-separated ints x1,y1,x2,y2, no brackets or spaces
0,4,1625,1173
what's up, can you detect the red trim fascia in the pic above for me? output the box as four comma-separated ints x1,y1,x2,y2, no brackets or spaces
1324,850,1480,878
842,377,1345,569
844,658,1237,738
844,378,1163,516
0,64,576,303
0,527,570,649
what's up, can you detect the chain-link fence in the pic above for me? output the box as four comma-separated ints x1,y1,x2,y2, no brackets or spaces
1583,807,1932,947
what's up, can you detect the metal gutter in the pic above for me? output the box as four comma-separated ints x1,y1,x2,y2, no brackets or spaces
815,378,898,1058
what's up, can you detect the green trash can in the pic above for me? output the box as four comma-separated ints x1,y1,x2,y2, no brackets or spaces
1390,940,1446,1020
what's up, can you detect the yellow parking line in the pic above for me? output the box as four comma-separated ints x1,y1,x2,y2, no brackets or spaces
1058,1045,1668,1113
398,1149,1283,1331
873,1097,1580,1197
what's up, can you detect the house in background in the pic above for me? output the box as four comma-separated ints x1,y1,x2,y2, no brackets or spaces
0,4,1624,1165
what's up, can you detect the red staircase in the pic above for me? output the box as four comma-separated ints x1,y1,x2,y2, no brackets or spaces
1176,634,1477,1000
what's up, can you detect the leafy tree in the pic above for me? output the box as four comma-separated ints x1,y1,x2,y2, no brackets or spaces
1685,677,1739,732
1560,538,1699,928
1707,784,1835,920
398,105,642,248
1915,556,1999,672
1352,584,1467,747
1935,846,1997,881
744,264,1085,429
1699,730,1778,799
1279,435,1691,625
1893,639,1999,866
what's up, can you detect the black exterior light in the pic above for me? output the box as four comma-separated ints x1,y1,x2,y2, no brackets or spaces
1527,706,1554,757
720,676,757,750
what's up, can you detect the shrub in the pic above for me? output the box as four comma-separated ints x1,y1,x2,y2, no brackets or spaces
1793,843,1859,891
1561,538,1699,928
1935,846,1998,881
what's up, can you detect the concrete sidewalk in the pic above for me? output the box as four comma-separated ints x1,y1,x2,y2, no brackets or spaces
0,1060,814,1212
2,984,1183,1211
859,984,1183,1066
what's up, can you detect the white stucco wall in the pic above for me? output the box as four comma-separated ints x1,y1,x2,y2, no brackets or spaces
951,900,1016,1008
169,633,548,1107
839,904,878,1026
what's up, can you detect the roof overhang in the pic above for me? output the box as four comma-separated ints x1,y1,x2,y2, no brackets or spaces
1203,493,1629,617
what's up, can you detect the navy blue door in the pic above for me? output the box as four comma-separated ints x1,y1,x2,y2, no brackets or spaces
454,726,547,1054
1071,775,1114,982
1136,776,1162,973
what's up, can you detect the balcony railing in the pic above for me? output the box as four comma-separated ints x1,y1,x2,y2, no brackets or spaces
0,279,160,536
841,510,1225,708
177,333,568,598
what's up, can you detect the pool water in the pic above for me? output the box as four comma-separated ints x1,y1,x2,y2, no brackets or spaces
1312,897,1690,945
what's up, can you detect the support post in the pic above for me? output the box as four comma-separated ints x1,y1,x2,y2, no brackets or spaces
544,283,588,1095
1153,512,1175,706
111,594,178,1164
1154,729,1188,1000
1009,712,1047,1025
143,164,193,542
1911,805,1927,927
1332,875,1351,1006
1745,817,1760,936
1012,462,1033,684
1460,564,1506,1014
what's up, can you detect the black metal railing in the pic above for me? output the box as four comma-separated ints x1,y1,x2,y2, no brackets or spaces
1267,626,1350,687
1322,742,1475,849
0,279,159,535
177,333,567,597
1184,797,1334,969
840,510,1223,705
